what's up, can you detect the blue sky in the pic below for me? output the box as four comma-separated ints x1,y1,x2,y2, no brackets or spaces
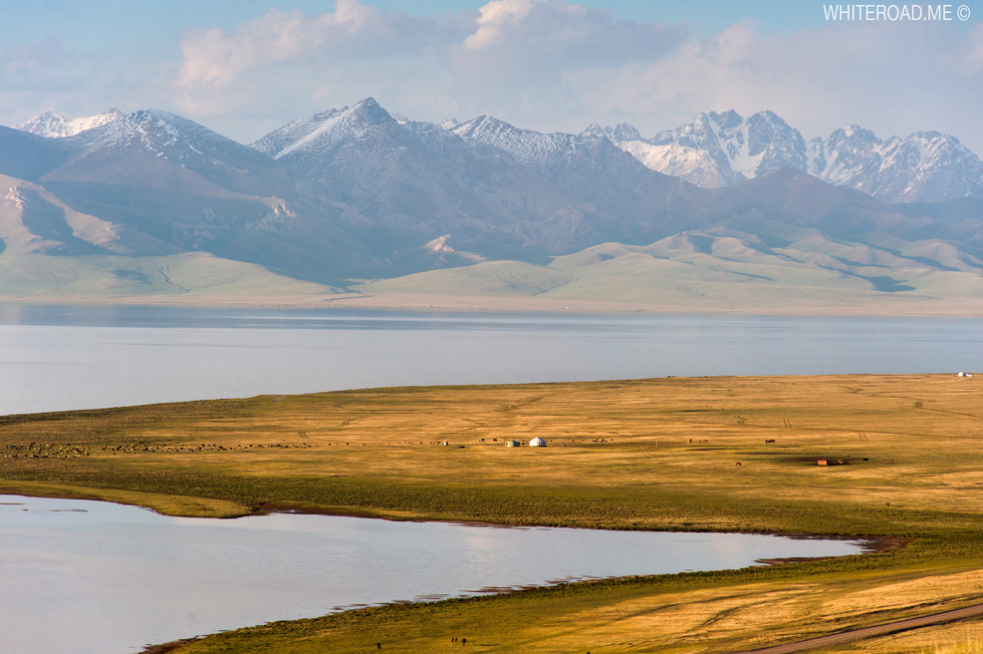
2,1,981,152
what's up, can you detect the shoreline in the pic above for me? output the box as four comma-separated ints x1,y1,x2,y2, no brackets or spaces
1,292,981,317
1,490,893,654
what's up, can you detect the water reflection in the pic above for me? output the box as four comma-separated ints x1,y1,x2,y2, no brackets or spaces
0,495,867,654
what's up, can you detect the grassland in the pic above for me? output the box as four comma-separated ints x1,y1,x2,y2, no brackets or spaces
0,250,350,305
351,227,983,317
1,374,980,653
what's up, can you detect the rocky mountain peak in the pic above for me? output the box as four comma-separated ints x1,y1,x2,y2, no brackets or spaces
252,97,396,160
17,109,123,138
594,110,983,203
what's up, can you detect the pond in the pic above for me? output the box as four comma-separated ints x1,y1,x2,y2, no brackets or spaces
0,495,869,654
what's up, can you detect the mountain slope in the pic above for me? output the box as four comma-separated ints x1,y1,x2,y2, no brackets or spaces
15,110,377,283
0,125,70,181
256,99,652,264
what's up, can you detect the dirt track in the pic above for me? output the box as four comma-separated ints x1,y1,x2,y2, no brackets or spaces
731,603,983,654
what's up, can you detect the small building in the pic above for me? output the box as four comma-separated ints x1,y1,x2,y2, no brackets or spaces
506,440,521,448
529,437,547,448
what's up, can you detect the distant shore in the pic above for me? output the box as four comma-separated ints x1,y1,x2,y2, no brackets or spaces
1,290,980,317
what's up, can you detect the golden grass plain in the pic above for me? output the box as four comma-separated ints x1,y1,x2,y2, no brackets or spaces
1,374,980,653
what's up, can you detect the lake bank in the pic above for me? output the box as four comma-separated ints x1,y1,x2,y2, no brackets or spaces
2,289,981,316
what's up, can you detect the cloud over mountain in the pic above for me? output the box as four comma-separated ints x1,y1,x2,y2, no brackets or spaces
3,1,983,166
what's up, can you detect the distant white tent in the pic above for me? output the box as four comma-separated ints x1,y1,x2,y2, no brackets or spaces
529,437,547,447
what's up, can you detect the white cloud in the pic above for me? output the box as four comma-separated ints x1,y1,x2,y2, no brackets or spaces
1,37,70,75
462,0,537,50
554,17,983,153
4,1,980,156
171,0,473,116
167,0,687,129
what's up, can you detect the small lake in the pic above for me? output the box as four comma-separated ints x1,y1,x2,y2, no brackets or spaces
1,304,980,416
0,495,868,654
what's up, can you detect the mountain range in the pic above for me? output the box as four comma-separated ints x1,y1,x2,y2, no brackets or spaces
1,100,981,313
585,110,983,204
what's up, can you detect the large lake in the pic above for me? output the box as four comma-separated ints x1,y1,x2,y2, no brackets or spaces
0,495,867,654
0,304,980,416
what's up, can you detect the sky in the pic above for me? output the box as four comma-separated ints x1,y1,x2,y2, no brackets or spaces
1,0,982,152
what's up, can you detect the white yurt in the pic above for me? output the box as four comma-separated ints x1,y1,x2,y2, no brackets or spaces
529,437,547,447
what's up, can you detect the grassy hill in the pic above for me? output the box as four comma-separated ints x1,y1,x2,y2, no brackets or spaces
0,251,345,304
356,224,983,314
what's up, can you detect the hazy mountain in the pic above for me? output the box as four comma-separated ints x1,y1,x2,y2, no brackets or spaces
254,98,701,264
593,111,983,204
0,125,70,181
5,110,375,283
450,113,712,243
808,126,983,203
2,100,981,311
17,109,123,138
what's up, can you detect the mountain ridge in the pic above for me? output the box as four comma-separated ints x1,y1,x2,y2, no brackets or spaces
589,110,983,204
1,100,980,313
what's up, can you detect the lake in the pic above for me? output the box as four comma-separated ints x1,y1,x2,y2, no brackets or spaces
1,304,979,416
0,304,976,654
0,494,868,654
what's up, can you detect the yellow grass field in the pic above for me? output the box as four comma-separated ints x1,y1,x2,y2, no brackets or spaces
1,374,980,652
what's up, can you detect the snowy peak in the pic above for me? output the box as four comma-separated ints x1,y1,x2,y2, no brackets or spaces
17,109,123,138
252,97,396,159
650,109,806,183
814,127,983,202
595,110,983,203
36,108,289,202
452,115,593,166
580,123,642,143
64,109,259,164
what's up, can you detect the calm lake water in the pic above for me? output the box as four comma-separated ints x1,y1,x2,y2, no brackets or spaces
0,495,867,654
0,304,980,416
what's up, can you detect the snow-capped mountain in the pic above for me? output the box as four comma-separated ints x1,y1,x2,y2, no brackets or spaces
651,110,808,183
17,109,123,138
252,98,623,261
808,126,983,203
252,99,395,161
3,98,982,301
45,109,293,200
591,111,983,204
581,123,643,143
451,115,594,167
